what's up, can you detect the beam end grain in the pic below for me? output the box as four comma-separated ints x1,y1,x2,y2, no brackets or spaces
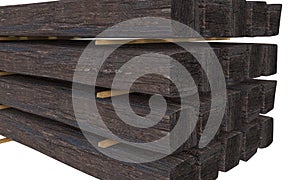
98,139,120,149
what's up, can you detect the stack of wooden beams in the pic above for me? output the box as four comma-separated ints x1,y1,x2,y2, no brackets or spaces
0,0,281,179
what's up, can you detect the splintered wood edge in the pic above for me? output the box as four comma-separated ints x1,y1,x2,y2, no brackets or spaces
95,38,231,45
0,138,12,144
0,72,15,76
98,139,120,148
97,90,131,99
0,105,10,110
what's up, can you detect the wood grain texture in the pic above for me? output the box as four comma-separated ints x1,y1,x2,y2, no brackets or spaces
0,0,281,37
229,82,262,123
246,1,267,36
218,131,242,172
0,41,277,97
257,115,274,149
187,143,222,180
0,108,198,180
260,44,278,76
266,4,282,36
245,79,277,114
239,121,260,161
0,75,199,154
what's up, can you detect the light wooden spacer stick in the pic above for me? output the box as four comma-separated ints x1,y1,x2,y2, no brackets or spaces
0,105,10,110
95,38,231,45
0,138,12,144
97,90,131,99
0,72,15,76
98,140,119,148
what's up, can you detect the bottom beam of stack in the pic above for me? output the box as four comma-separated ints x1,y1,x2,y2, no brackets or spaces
0,108,275,180
0,109,199,180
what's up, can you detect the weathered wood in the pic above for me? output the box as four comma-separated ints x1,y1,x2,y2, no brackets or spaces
246,1,267,36
0,41,276,97
246,80,277,114
0,0,280,38
229,82,262,123
257,116,274,149
266,4,282,36
209,43,247,85
0,75,199,154
260,44,278,76
187,143,222,180
0,108,198,180
244,44,264,78
218,131,242,172
195,0,246,37
240,121,260,161
199,90,242,133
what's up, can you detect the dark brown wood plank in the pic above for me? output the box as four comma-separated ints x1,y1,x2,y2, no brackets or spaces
0,108,198,180
239,121,260,161
196,0,246,37
199,90,242,133
187,142,222,180
0,0,280,38
260,44,278,76
257,115,274,149
0,74,200,154
229,82,262,123
266,4,282,36
0,41,277,97
246,1,267,36
245,79,277,114
218,131,242,172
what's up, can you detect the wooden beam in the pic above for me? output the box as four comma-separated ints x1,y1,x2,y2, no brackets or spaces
98,139,120,149
97,90,131,99
95,38,231,45
0,105,10,110
0,138,12,144
0,36,72,41
0,109,198,180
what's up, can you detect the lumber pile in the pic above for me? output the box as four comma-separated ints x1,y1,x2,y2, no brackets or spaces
0,0,281,179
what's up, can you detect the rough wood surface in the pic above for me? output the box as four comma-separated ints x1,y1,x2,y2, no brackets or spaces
0,108,199,180
257,115,274,149
218,131,242,172
0,75,199,154
260,44,278,76
266,4,282,36
239,121,260,161
246,80,277,114
229,82,262,123
246,1,267,36
0,0,281,37
0,74,243,150
188,143,222,180
0,41,277,97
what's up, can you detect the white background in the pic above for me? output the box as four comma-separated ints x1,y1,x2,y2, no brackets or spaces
0,0,298,179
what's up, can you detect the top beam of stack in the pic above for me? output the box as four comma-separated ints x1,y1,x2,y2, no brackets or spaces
0,0,281,38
